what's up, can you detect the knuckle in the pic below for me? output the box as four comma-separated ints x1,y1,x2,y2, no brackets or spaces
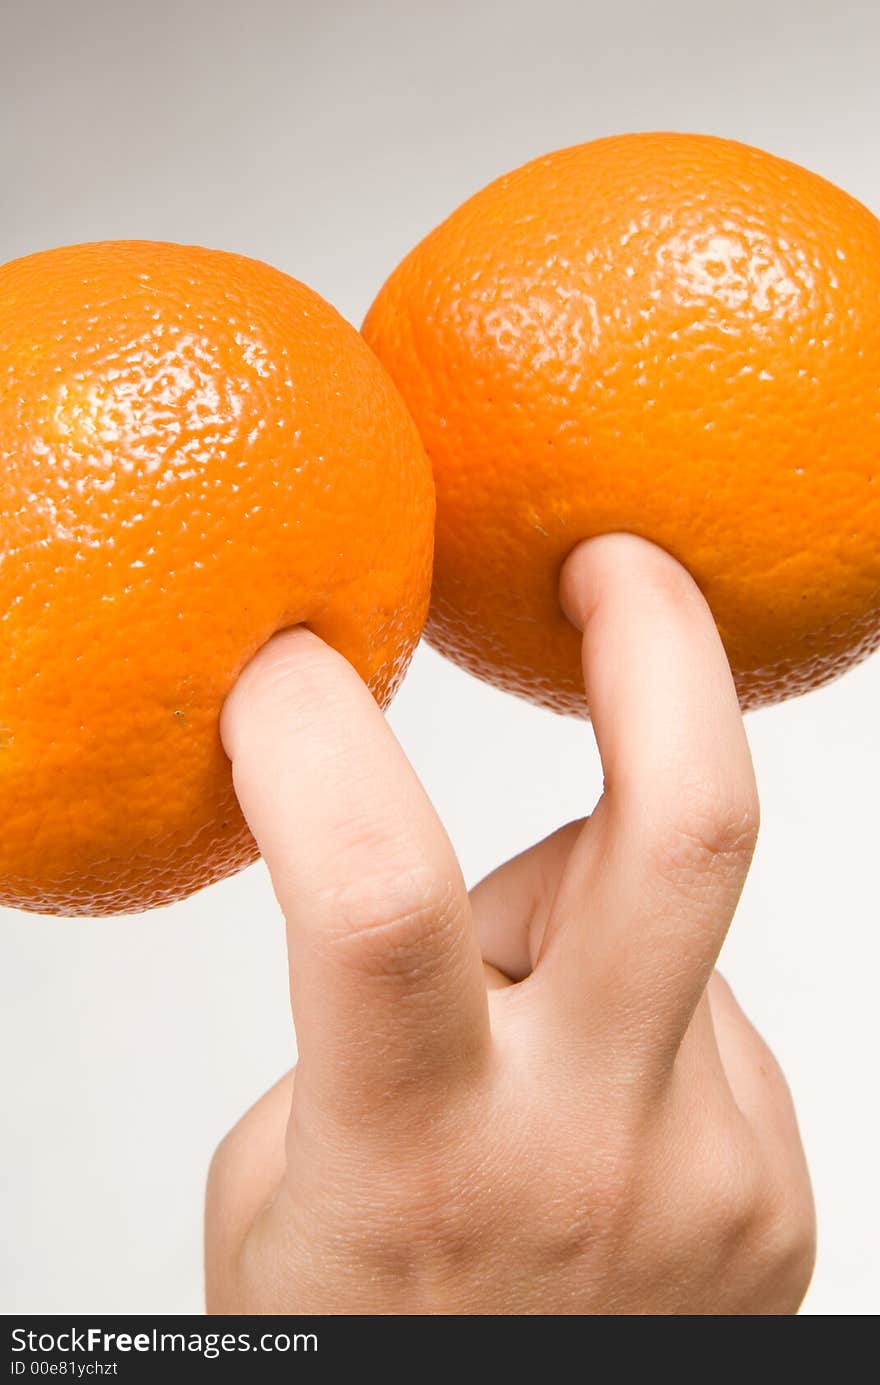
532,1113,646,1256
716,1162,765,1243
700,1130,815,1311
651,780,760,885
692,1129,767,1245
755,1177,818,1306
316,867,464,982
332,1140,499,1296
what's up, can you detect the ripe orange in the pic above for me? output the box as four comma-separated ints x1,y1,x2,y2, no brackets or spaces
363,133,880,715
0,241,434,916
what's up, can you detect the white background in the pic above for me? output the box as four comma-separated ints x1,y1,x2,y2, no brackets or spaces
1,0,878,1315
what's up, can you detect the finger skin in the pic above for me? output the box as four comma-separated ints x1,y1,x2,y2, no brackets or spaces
221,629,489,1122
707,975,817,1289
205,1070,294,1308
709,974,809,1159
535,535,759,1061
471,821,584,980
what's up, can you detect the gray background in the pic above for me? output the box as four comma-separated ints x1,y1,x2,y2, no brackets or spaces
1,0,878,1315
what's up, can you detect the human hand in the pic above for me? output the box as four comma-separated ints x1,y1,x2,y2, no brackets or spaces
205,534,815,1315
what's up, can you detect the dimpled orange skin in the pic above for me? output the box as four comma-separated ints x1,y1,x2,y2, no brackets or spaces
363,133,880,715
0,242,434,915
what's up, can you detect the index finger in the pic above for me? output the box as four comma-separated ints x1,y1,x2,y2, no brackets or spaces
535,535,759,1062
221,629,489,1124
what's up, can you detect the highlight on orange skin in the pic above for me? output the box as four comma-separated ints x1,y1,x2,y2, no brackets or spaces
0,240,434,915
363,132,880,715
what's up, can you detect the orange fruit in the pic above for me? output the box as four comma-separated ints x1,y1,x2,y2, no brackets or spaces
363,133,880,715
0,241,434,916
